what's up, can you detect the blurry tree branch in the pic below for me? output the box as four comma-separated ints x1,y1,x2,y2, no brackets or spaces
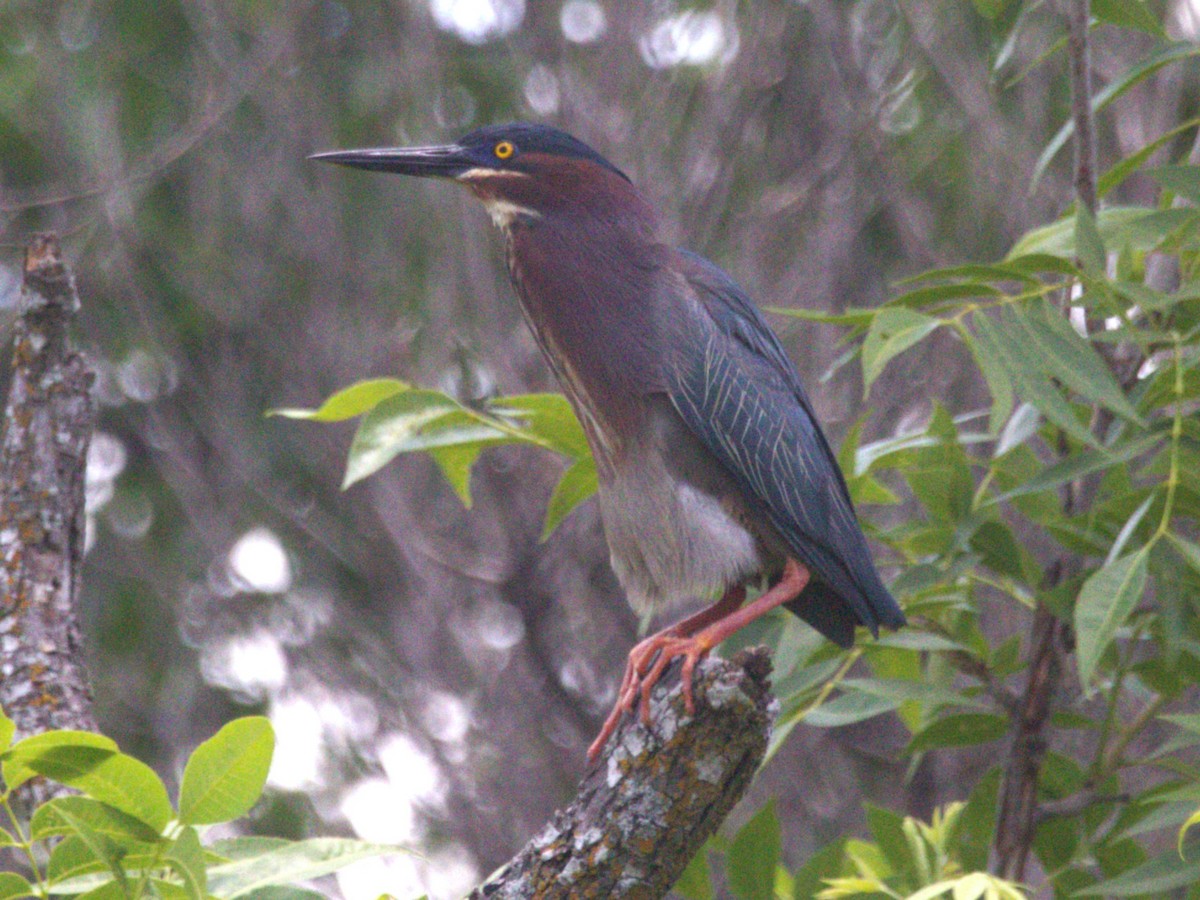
994,0,1097,880
470,648,776,899
0,235,98,755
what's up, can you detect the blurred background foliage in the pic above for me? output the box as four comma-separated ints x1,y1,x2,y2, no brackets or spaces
2,0,1199,897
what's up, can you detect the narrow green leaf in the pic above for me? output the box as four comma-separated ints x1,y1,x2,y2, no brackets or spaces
767,306,876,329
1101,119,1200,198
1021,299,1144,424
1091,0,1165,35
1075,203,1106,275
839,678,988,710
802,691,898,728
179,717,274,826
1149,164,1200,204
166,826,207,900
887,282,1002,310
790,839,846,900
726,800,780,900
268,379,408,422
540,457,599,541
1106,493,1154,564
1031,42,1200,192
972,313,1099,447
1009,206,1188,260
1074,846,1200,895
76,881,130,900
964,324,1013,433
1169,533,1200,577
0,874,35,900
908,713,1009,753
205,838,409,898
1181,807,1200,857
861,308,941,393
988,431,1162,503
1075,547,1150,686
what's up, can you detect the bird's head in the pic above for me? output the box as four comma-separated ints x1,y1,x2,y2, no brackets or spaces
311,122,632,228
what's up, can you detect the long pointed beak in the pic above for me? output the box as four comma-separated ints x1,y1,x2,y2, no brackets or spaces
309,144,473,178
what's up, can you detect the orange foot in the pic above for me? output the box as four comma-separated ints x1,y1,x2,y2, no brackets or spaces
585,559,811,764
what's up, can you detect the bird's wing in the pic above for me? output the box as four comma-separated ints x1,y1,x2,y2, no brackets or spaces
665,249,904,640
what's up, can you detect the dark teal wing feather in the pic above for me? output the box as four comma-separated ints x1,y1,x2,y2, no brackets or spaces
667,250,905,645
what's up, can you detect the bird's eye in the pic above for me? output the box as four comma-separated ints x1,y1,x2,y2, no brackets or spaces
493,140,515,160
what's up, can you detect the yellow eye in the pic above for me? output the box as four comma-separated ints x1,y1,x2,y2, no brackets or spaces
494,140,515,160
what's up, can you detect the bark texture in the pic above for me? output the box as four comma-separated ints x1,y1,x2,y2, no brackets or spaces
471,648,776,899
0,234,98,742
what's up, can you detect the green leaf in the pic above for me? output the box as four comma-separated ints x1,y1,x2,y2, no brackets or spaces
47,836,110,886
727,800,780,900
1032,42,1200,191
343,390,487,488
179,716,274,826
205,838,408,898
1075,203,1106,274
972,311,1099,447
1181,807,1200,858
1009,206,1191,260
1091,0,1165,35
673,844,713,900
3,730,118,791
540,456,599,541
166,826,207,900
487,393,588,459
1149,165,1200,205
268,378,408,421
964,323,1013,433
1074,846,1200,895
803,691,898,727
32,796,162,846
0,874,35,900
861,308,941,394
15,745,173,833
1075,546,1150,687
908,713,1009,753
428,442,482,505
0,708,14,753
988,431,1162,503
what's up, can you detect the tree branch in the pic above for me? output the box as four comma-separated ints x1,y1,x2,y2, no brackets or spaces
0,234,98,752
471,648,776,899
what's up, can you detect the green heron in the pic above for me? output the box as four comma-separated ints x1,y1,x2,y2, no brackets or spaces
313,123,905,761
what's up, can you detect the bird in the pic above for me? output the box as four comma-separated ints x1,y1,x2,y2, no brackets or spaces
312,122,906,762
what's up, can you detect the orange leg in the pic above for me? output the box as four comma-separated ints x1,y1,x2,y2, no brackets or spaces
587,559,811,762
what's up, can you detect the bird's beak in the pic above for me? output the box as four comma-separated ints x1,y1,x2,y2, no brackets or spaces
309,144,473,179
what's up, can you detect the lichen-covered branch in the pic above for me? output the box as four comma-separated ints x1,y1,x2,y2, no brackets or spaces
471,649,776,899
0,234,98,743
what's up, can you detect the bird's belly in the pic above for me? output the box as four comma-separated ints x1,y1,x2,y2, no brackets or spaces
596,404,772,616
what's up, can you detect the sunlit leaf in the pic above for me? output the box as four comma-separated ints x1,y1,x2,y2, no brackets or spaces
179,717,274,826
3,731,118,791
166,826,206,900
206,838,409,898
268,379,408,421
540,456,598,541
0,873,34,900
32,795,160,847
672,844,713,900
1075,546,1150,686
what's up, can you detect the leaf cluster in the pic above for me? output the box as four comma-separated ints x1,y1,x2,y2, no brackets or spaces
0,710,403,900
